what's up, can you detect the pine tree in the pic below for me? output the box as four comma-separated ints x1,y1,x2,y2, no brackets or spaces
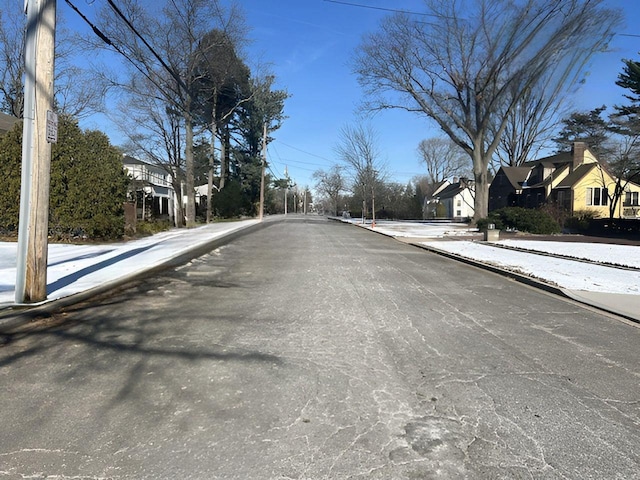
616,58,640,117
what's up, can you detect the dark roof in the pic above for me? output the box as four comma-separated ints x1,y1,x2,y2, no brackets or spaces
122,155,147,165
500,166,531,189
0,112,19,135
522,151,573,168
555,163,597,188
122,155,169,176
527,163,570,189
436,181,473,199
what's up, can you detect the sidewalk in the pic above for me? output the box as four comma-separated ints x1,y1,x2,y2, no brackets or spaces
345,219,640,324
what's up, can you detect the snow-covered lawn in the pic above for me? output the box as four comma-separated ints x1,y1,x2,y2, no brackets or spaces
427,240,640,294
0,220,259,307
496,239,640,269
351,220,640,294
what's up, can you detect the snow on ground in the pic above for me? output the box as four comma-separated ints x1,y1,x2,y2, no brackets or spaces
0,219,259,307
1,218,639,308
428,240,640,294
496,239,640,269
346,219,479,238
353,220,640,294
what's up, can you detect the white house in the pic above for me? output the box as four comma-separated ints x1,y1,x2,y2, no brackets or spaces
122,156,176,220
425,178,475,221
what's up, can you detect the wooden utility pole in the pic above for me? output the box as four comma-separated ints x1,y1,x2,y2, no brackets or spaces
259,122,267,221
16,0,56,303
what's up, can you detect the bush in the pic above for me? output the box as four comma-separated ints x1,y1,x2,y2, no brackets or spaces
135,219,173,236
0,116,129,240
564,210,598,233
478,207,561,234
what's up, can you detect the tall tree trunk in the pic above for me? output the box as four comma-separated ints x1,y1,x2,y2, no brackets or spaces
207,92,218,223
185,109,196,227
472,151,489,223
172,176,185,227
224,127,231,178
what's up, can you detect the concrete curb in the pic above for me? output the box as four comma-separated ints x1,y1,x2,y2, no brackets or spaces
0,220,271,332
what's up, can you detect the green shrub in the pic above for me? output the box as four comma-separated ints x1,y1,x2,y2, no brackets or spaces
0,116,129,240
135,219,173,236
478,207,561,234
564,210,598,233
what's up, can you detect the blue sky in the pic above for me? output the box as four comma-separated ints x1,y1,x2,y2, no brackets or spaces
61,0,640,191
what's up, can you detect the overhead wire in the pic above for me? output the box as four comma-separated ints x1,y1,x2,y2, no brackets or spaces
105,0,188,93
323,0,452,18
64,0,163,91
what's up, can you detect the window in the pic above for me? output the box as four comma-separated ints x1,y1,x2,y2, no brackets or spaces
586,187,608,206
624,191,639,206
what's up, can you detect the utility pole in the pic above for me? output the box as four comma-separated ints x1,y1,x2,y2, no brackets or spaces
259,121,266,221
371,184,376,228
303,189,307,215
16,0,56,303
284,166,288,215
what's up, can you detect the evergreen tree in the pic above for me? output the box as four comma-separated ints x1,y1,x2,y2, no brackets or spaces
553,106,611,158
0,116,129,239
616,58,640,117
0,122,23,232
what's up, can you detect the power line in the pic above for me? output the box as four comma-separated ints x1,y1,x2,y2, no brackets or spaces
275,140,333,162
323,0,449,18
64,0,161,90
105,0,188,93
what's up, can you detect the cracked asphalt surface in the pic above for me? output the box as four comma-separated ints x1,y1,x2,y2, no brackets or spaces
0,217,638,479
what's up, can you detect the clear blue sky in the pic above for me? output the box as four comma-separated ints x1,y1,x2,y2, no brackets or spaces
61,0,640,191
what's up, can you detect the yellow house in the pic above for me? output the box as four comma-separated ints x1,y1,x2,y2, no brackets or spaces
490,142,640,219
551,147,640,218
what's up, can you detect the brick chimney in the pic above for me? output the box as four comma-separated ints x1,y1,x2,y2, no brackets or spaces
571,142,586,170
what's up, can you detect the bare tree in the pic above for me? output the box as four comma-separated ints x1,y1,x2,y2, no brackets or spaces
354,0,622,221
601,116,640,219
118,81,186,227
492,77,569,169
334,123,386,219
0,2,102,118
417,137,469,184
313,165,346,216
0,6,25,117
92,0,245,227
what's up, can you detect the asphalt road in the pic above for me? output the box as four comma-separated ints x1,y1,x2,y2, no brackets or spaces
1,217,638,479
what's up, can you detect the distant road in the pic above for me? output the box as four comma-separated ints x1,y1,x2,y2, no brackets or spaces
1,216,638,479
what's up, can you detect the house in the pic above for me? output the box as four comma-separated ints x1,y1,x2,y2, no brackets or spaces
489,142,640,219
422,180,450,218
0,112,19,136
122,155,176,220
425,178,475,221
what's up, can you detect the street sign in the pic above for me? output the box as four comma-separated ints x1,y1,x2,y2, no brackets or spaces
46,110,57,143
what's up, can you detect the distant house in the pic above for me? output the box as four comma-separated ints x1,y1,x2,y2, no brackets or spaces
0,112,19,136
489,142,640,219
122,156,176,220
422,180,450,218
424,178,475,221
